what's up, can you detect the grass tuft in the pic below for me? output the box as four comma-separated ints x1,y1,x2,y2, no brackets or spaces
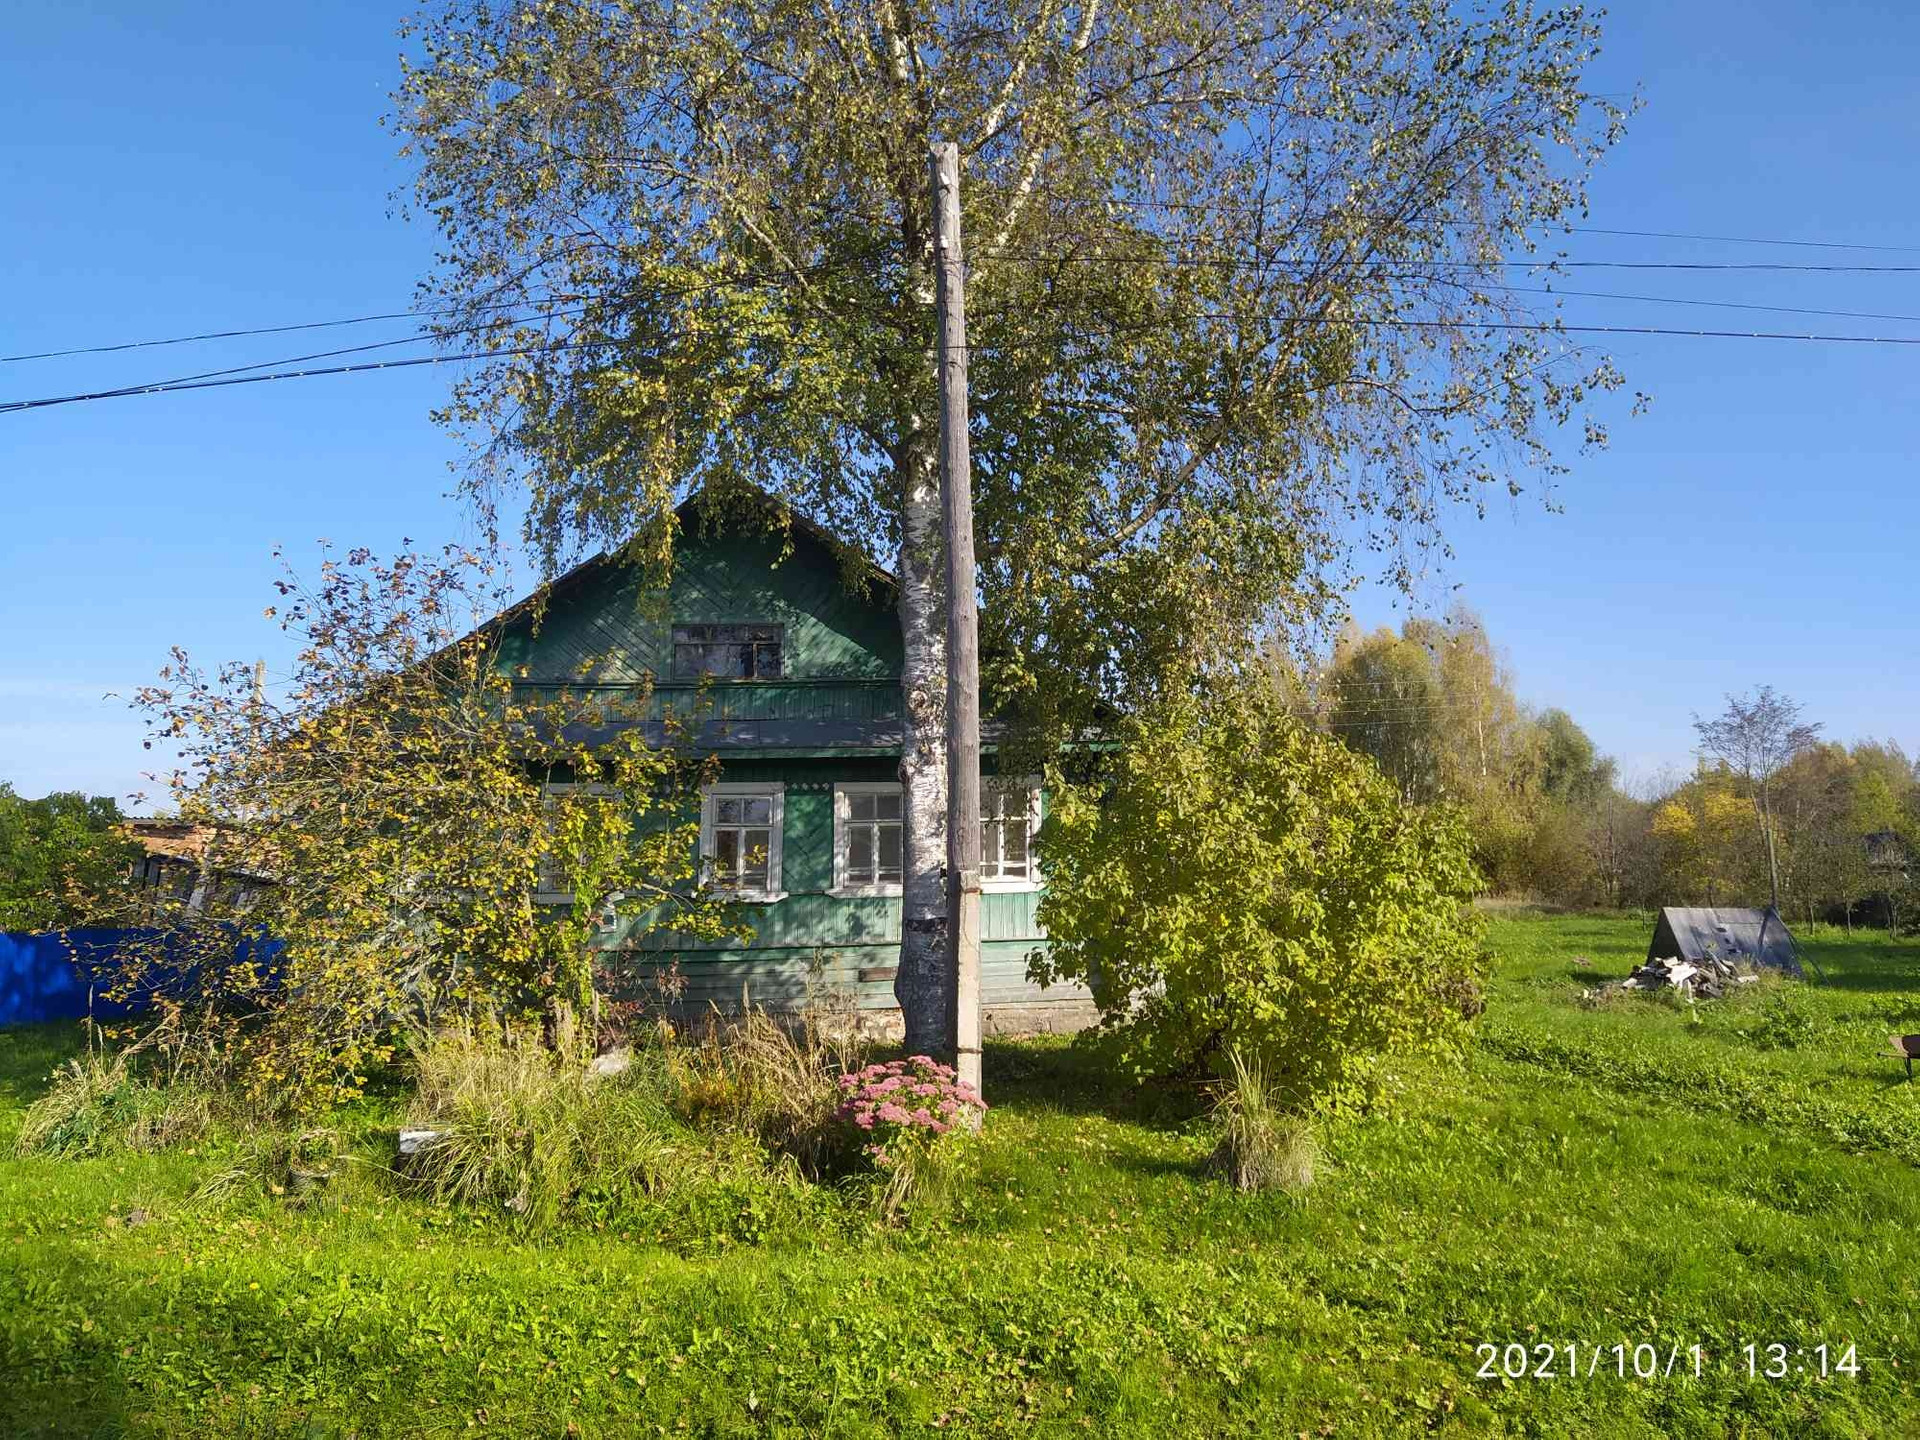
14,1051,214,1158
1204,1049,1317,1196
402,1028,693,1231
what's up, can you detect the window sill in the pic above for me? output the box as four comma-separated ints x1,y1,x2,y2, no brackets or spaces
981,879,1043,894
828,884,903,900
714,889,788,905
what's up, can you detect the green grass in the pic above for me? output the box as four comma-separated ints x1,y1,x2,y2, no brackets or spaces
5,915,1920,1436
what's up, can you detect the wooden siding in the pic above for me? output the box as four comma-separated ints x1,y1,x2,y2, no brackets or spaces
495,522,900,688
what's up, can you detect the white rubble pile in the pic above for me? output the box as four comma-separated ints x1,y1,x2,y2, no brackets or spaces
1620,952,1760,1000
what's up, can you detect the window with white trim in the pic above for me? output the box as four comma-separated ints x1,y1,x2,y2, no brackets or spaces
833,782,903,895
701,783,785,900
981,782,1041,889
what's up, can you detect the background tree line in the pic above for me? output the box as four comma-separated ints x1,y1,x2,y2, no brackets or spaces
1272,606,1918,925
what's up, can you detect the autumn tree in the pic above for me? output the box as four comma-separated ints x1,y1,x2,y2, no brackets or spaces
100,544,740,1110
1692,687,1821,914
394,0,1628,1054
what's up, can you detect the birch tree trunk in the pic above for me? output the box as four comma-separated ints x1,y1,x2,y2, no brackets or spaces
893,432,953,1056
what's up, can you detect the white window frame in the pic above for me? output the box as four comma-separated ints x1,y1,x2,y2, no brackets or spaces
534,782,618,903
700,782,787,902
981,778,1043,892
831,781,905,898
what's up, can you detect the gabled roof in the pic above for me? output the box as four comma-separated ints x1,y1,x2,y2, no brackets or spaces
1648,907,1802,977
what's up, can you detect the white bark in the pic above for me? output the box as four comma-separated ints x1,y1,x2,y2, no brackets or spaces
893,432,952,1056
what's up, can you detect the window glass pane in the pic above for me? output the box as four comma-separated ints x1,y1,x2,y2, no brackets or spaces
877,793,901,821
756,644,782,678
850,794,875,822
1003,817,1029,874
717,798,741,824
878,824,902,882
981,817,1002,875
742,798,771,824
848,826,873,880
716,829,739,875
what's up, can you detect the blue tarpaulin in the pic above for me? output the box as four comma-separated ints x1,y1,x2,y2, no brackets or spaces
0,929,279,1027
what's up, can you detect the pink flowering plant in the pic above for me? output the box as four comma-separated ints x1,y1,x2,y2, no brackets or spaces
835,1055,986,1195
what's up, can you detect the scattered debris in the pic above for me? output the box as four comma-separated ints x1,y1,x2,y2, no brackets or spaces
398,1127,445,1157
586,1046,632,1078
1620,952,1761,1000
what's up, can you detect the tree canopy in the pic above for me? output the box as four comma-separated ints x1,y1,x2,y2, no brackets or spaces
394,0,1628,1049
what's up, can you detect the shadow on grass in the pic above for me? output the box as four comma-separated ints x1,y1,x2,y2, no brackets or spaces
0,1021,85,1111
984,1038,1208,1130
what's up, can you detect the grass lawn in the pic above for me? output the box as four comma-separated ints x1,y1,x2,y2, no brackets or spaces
5,914,1920,1436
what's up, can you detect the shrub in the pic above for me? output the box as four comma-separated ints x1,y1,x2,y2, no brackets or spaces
1205,1050,1317,1195
1033,678,1488,1112
836,1056,986,1217
665,1002,867,1176
15,1052,214,1158
402,1030,693,1231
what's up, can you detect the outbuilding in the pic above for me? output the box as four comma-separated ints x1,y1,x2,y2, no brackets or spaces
1647,906,1802,978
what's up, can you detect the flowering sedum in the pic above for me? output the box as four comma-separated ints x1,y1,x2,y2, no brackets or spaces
835,1056,985,1165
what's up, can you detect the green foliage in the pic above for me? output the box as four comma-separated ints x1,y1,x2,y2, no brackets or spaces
93,543,747,1112
403,1030,700,1232
1748,994,1826,1051
14,1052,212,1159
1034,679,1487,1109
663,1004,867,1178
8,917,1920,1436
394,0,1630,749
0,787,139,932
1205,1050,1317,1195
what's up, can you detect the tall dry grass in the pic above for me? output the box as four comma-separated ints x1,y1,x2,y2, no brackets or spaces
1205,1050,1318,1196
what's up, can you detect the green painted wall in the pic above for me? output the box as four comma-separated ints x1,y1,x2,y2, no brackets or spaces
495,520,900,688
492,506,1077,1014
604,758,1065,1013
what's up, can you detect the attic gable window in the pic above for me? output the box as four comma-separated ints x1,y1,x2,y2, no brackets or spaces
672,623,783,680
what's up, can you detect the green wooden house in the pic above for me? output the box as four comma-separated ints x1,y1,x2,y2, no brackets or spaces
489,499,1091,1037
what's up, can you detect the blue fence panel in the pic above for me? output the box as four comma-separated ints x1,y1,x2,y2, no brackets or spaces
0,929,281,1027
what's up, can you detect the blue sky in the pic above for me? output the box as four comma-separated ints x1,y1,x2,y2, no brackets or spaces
1,1,1916,807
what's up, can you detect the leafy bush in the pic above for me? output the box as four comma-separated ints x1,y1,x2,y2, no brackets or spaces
1033,679,1488,1111
1206,1050,1317,1195
836,1055,986,1217
403,1030,697,1231
14,1052,213,1158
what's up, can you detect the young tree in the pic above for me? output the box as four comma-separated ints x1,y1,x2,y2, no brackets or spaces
1692,687,1821,914
99,545,741,1110
394,0,1627,1054
1033,677,1485,1110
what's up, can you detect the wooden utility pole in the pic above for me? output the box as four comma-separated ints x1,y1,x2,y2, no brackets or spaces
931,141,982,1095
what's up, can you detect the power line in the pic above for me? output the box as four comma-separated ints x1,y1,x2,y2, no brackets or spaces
0,297,547,365
15,314,1920,417
1023,191,1920,254
994,249,1920,274
0,258,872,366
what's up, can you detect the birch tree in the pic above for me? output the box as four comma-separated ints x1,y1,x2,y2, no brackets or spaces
1693,687,1821,915
394,0,1628,1054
